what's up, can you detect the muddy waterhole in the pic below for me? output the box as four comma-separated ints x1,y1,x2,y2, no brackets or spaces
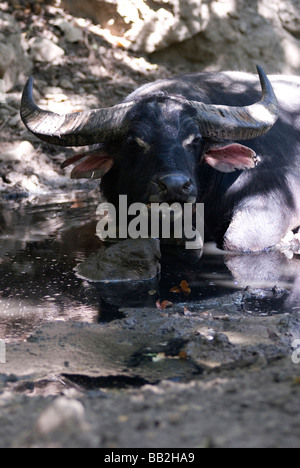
1,190,300,388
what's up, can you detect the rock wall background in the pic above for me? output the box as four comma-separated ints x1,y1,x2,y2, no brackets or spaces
0,0,300,195
61,0,300,74
2,0,300,93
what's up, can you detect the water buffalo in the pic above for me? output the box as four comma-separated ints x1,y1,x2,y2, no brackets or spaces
20,66,300,251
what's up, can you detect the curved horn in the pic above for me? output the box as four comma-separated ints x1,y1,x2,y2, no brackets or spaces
20,77,135,147
189,65,279,140
21,66,278,148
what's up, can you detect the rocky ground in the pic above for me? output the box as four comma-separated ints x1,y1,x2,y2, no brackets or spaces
1,0,300,449
0,0,174,198
1,286,300,448
1,0,300,198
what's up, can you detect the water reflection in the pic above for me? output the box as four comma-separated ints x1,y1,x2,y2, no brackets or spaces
0,193,300,342
0,192,102,341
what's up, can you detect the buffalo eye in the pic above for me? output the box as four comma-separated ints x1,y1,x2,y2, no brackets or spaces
126,135,151,154
191,136,202,147
135,137,151,153
183,134,202,148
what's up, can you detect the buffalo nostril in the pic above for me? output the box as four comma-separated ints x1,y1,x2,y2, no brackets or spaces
183,179,192,192
157,179,168,192
157,174,193,194
151,173,197,203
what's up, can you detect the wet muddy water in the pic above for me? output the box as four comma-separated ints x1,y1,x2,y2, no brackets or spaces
0,191,299,341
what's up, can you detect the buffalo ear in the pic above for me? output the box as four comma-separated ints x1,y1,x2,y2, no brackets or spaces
203,143,259,173
61,148,114,180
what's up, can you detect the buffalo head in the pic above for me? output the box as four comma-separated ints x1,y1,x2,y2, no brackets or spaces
21,66,278,207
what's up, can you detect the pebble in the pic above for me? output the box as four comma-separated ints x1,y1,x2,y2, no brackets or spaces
0,141,35,162
29,37,65,63
60,78,74,90
36,397,88,435
8,114,21,127
0,79,5,94
53,19,83,43
0,79,5,103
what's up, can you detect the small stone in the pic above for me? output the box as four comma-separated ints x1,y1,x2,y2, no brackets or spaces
0,79,6,94
57,21,83,43
60,78,74,90
0,12,32,90
36,397,87,435
29,37,65,63
76,238,161,282
8,113,21,127
1,141,35,162
0,79,5,103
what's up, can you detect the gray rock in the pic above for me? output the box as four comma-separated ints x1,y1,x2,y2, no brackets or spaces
76,238,161,282
0,12,32,90
36,397,88,435
59,78,74,90
0,141,35,162
0,79,5,103
279,1,300,38
53,19,83,43
29,37,65,63
60,0,300,74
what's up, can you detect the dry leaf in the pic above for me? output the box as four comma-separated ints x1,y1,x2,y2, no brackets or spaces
161,300,174,309
180,280,191,295
170,286,181,293
156,300,174,310
170,280,191,295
